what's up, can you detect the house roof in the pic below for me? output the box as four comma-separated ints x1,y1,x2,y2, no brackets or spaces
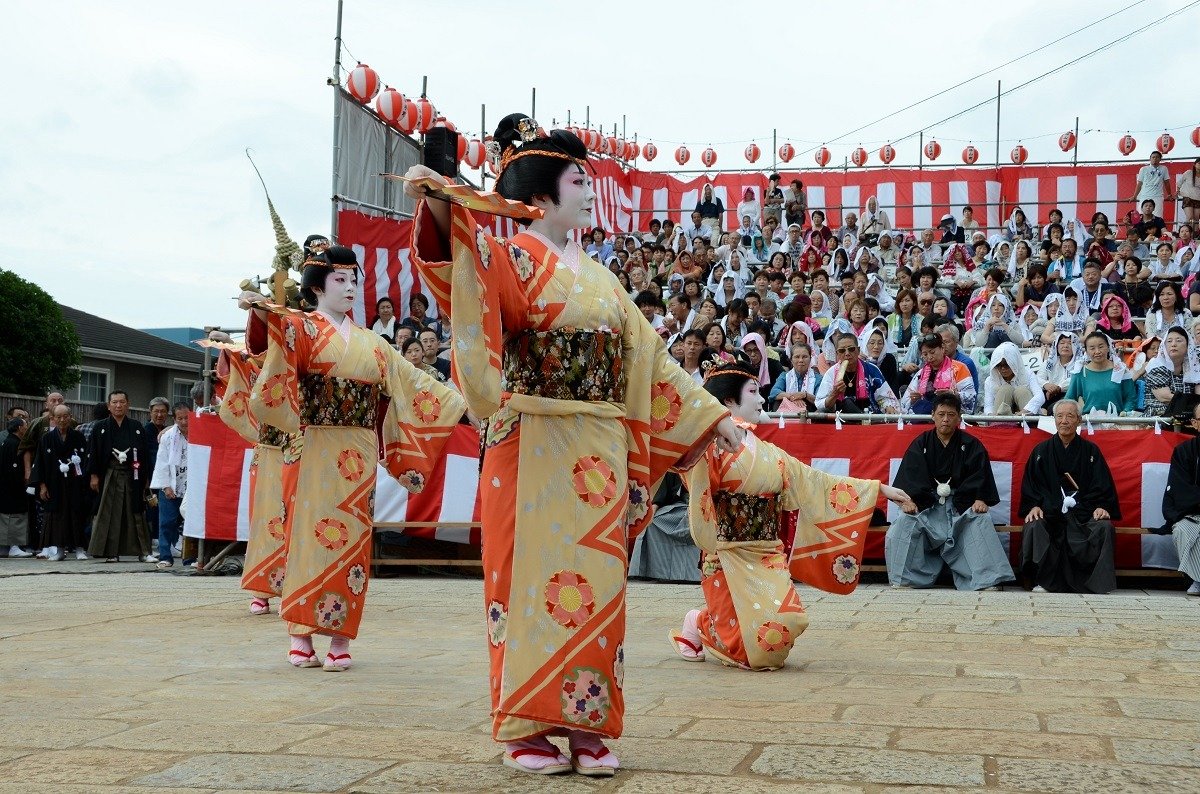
61,305,205,368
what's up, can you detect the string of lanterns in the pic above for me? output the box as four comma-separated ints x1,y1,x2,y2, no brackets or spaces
347,67,1197,170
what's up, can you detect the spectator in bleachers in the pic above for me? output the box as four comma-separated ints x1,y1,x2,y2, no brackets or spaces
1133,199,1166,241
809,289,832,332
1089,295,1140,345
859,321,900,394
903,333,976,414
920,228,944,266
1113,258,1153,315
1039,332,1083,413
960,205,981,239
736,188,760,230
938,213,964,245
1160,403,1200,596
694,184,724,236
1015,265,1057,312
1021,400,1119,593
816,331,899,414
1179,159,1200,226
763,173,784,224
1141,327,1199,417
784,179,807,227
720,298,750,340
1150,241,1184,281
857,196,891,245
872,232,899,270
1145,281,1191,339
983,342,1043,416
1127,150,1173,209
965,294,1022,349
757,297,785,343
1120,226,1152,262
1065,332,1135,415
1039,292,1087,344
369,297,397,343
1069,259,1111,317
939,322,979,392
703,322,735,362
887,392,1013,591
1004,208,1033,242
887,289,921,350
835,213,858,247
1177,222,1196,253
739,332,782,389
419,328,451,380
1130,335,1159,383
769,343,818,413
1016,304,1043,347
677,330,708,384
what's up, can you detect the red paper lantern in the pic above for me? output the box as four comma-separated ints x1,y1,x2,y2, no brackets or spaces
412,98,436,134
1192,127,1200,148
374,88,406,126
455,135,467,163
1158,132,1175,154
701,147,717,168
923,139,942,161
433,116,456,133
642,142,657,161
674,146,691,166
1058,131,1077,152
463,139,486,169
879,144,896,164
586,129,603,152
814,146,831,167
1118,134,1137,156
744,143,761,164
346,63,380,104
851,147,868,167
396,98,418,134
615,139,627,159
628,141,641,160
962,145,979,165
1010,145,1029,165
604,136,618,156
778,143,796,163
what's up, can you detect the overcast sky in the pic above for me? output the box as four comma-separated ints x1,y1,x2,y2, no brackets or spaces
2,0,1194,330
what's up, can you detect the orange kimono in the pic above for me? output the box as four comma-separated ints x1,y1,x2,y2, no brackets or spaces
249,308,465,639
412,204,728,741
685,420,878,670
212,345,298,601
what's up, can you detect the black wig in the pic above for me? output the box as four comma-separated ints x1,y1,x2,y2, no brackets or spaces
493,113,590,225
703,362,757,408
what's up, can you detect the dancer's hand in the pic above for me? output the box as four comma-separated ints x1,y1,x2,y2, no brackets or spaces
402,165,451,239
714,417,745,453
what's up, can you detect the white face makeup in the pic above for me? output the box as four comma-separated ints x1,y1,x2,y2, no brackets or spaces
316,269,358,317
731,378,765,424
536,166,595,230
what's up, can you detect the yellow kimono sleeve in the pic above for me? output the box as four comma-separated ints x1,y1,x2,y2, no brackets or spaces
782,457,878,594
615,284,728,536
379,339,467,493
248,312,303,435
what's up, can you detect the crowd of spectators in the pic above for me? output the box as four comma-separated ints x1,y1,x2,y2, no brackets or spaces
597,154,1200,423
0,388,202,564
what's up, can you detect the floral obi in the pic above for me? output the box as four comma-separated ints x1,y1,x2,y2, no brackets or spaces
298,375,379,428
713,491,780,543
502,328,626,403
258,424,290,448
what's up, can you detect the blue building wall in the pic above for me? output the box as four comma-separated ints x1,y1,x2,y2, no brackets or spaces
140,327,208,351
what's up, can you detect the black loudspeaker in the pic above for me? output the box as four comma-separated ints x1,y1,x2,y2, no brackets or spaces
423,127,460,177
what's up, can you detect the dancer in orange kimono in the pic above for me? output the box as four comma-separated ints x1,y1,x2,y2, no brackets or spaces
407,114,744,777
248,246,465,671
208,341,297,617
669,362,909,670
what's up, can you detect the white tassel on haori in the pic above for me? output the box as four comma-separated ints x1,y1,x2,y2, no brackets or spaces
936,480,952,505
1061,489,1077,514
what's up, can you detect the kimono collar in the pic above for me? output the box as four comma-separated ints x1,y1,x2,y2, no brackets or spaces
316,310,353,340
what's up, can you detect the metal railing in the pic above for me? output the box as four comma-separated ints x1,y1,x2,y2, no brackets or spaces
766,411,1170,428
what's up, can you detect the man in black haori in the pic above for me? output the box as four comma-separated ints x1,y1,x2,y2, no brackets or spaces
88,391,155,563
29,405,91,561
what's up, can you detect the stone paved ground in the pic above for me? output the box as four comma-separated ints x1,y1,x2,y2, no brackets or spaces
1,563,1198,793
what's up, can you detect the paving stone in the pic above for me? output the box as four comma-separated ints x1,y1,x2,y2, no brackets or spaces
752,745,985,786
892,728,1112,760
284,727,498,763
606,737,753,775
353,761,606,793
86,720,330,753
133,752,388,791
678,719,891,748
848,674,1020,693
1112,738,1200,768
612,773,862,792
1046,714,1199,741
649,698,840,722
842,705,1040,731
1117,697,1200,721
995,757,1196,792
0,748,184,785
0,718,130,749
923,692,1117,715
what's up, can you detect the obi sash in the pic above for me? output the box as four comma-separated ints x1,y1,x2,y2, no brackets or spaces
298,375,380,428
713,491,780,543
502,328,626,403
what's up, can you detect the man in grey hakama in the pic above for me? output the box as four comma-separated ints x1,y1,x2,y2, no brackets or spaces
886,393,1015,590
1,419,31,554
1019,401,1119,594
87,391,153,562
1159,403,1200,596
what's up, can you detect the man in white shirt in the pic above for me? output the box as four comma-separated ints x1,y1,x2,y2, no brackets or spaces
149,403,189,568
1127,151,1173,207
634,291,666,332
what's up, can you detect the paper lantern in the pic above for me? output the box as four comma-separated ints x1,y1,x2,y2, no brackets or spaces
778,143,796,163
1118,134,1137,156
814,146,831,167
1192,127,1200,148
615,139,628,159
744,143,761,164
412,98,436,134
455,135,467,162
346,64,380,104
586,129,603,152
1058,131,1076,152
604,136,618,156
1010,145,1028,165
851,147,868,167
1158,133,1175,154
396,98,418,134
962,145,979,165
642,142,657,161
701,147,717,168
628,141,641,160
463,139,486,169
674,146,691,166
923,139,941,161
374,88,406,126
432,116,456,132
878,144,896,164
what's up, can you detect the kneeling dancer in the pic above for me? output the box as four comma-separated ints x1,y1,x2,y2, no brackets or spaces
672,362,909,670
886,393,1015,590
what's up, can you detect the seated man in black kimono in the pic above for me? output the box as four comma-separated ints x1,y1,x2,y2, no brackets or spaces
1159,401,1200,597
1019,400,1119,593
